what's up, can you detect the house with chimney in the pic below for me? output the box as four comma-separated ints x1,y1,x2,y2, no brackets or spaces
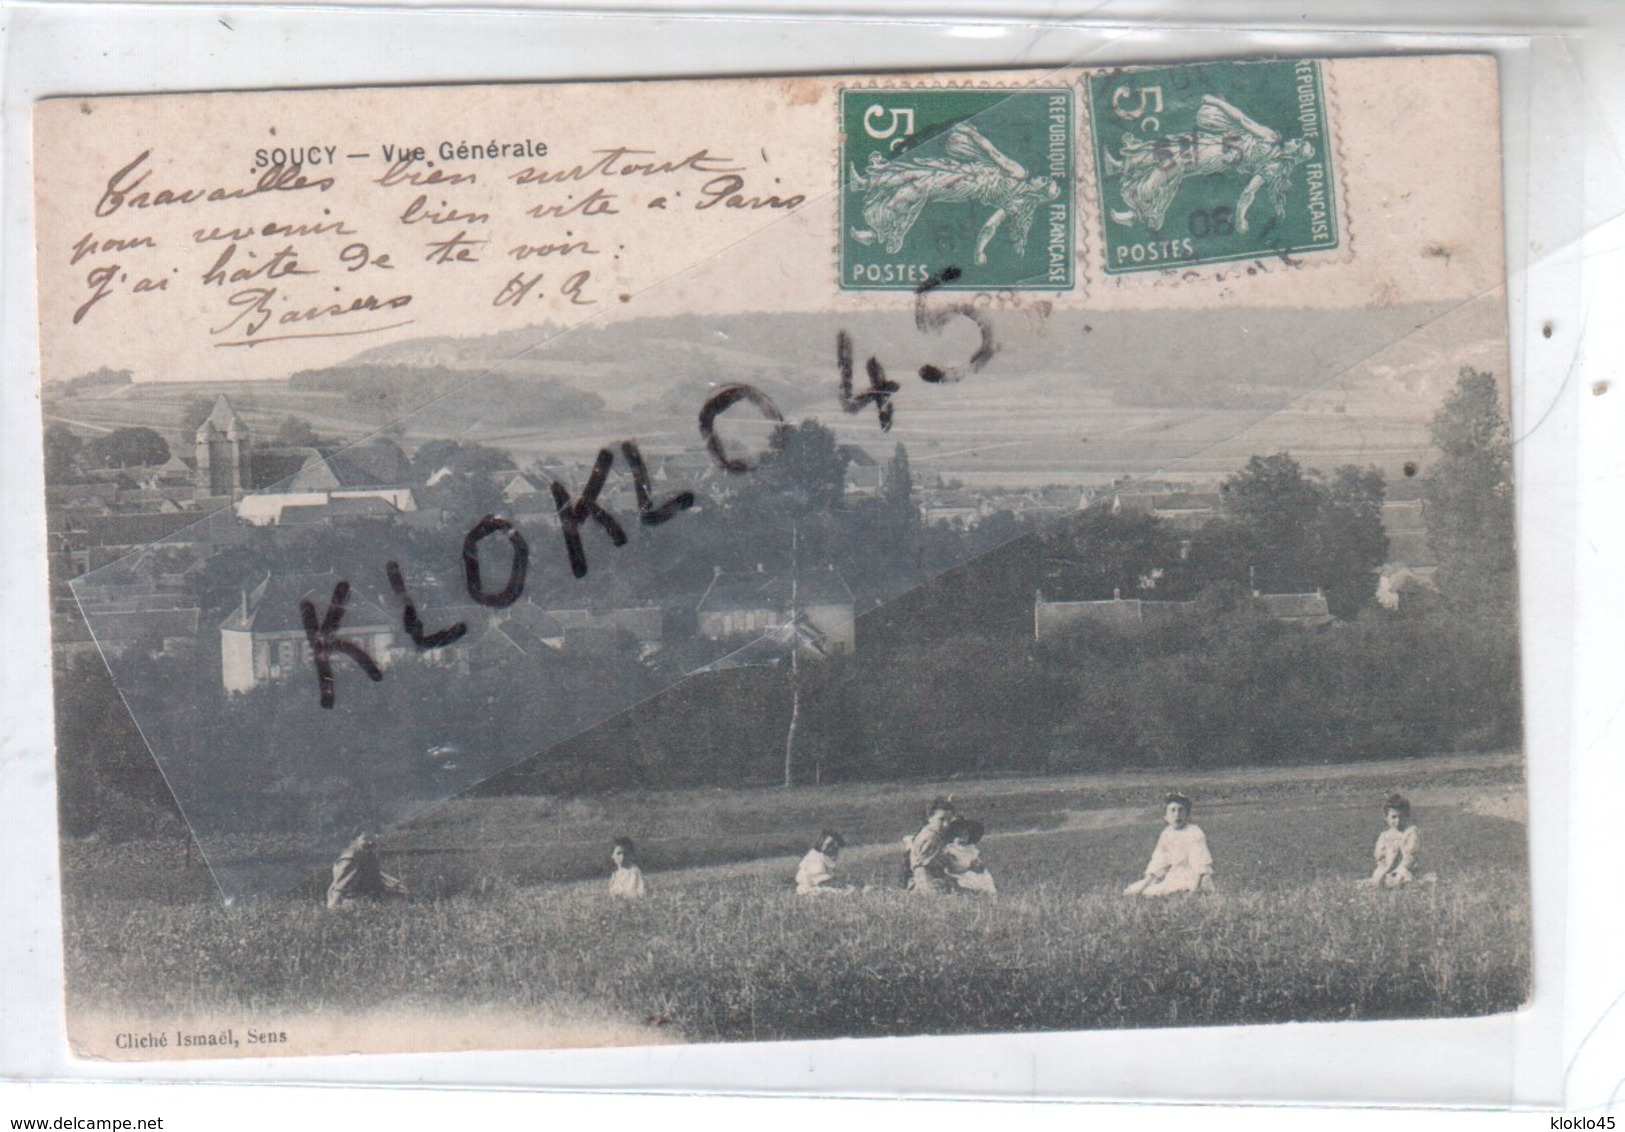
219,573,395,694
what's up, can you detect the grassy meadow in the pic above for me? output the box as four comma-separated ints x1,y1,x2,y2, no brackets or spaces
61,755,1531,1047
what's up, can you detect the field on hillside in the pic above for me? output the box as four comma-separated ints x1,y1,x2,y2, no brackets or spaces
61,756,1531,1050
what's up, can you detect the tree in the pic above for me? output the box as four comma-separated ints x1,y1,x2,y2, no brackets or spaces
1422,367,1516,609
1311,466,1389,618
1039,504,1181,601
409,439,511,484
884,442,915,518
272,415,321,448
44,424,83,483
716,419,851,573
836,442,921,588
749,419,849,516
54,653,183,839
63,366,132,394
1203,453,1388,616
1222,453,1323,591
411,440,511,522
1181,518,1259,594
86,426,169,468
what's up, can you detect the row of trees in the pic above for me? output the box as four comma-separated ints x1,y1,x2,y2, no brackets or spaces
493,367,1520,789
45,425,171,479
491,582,1521,794
1028,455,1388,618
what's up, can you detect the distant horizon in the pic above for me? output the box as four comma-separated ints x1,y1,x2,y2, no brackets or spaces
42,295,1498,384
44,295,1506,493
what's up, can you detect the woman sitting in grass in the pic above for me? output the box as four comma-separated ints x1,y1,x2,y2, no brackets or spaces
1360,793,1430,888
943,817,997,897
796,829,855,895
906,797,957,894
1124,792,1214,897
609,835,647,899
325,832,408,910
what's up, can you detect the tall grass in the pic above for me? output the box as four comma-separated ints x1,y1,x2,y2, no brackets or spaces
65,868,1528,1041
60,761,1532,1044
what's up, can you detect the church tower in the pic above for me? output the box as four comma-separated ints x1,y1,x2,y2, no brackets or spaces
194,395,251,503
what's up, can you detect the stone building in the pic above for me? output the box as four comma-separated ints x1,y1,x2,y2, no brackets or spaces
194,395,252,505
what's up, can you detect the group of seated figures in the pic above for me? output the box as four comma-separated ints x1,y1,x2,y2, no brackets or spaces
324,791,1430,908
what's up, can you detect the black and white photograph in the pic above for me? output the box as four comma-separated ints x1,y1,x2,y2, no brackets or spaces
28,57,1532,1064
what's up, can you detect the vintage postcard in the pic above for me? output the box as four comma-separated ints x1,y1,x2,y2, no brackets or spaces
34,55,1527,1065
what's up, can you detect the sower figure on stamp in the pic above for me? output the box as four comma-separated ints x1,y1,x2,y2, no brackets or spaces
796,829,855,895
905,797,958,895
325,832,408,910
1104,94,1314,235
848,122,1060,265
1124,792,1214,897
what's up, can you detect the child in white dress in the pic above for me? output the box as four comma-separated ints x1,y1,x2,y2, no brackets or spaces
1124,792,1214,897
943,818,996,896
1360,794,1428,888
609,836,647,898
796,830,854,895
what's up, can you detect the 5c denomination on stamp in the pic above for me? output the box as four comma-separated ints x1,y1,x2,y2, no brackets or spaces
1088,59,1338,273
840,87,1074,291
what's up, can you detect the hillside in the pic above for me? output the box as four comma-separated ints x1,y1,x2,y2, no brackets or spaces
43,295,1506,485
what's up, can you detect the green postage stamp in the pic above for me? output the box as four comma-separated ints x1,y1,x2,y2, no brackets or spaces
1088,59,1339,274
840,87,1075,291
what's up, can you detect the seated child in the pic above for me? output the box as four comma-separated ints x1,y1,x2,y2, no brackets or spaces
906,797,957,895
796,830,854,895
1124,792,1214,897
1360,793,1429,888
609,835,648,898
942,817,996,896
326,831,408,909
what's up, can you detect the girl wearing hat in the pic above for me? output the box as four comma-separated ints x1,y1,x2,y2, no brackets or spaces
943,817,996,897
1124,792,1214,897
1361,794,1422,888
